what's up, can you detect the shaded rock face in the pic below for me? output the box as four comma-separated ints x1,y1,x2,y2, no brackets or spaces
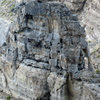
0,1,94,100
16,0,86,12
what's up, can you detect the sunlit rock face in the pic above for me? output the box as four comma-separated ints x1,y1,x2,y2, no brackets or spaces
0,19,10,47
0,1,94,100
65,0,100,70
78,0,100,70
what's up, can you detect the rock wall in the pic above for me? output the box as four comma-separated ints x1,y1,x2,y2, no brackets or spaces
78,0,100,70
0,18,10,47
15,0,100,70
0,1,94,100
63,0,100,70
0,0,100,100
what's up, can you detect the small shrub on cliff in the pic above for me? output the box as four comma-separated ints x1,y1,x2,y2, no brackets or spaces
96,69,100,74
6,96,11,100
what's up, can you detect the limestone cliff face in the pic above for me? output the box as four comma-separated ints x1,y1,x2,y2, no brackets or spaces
0,18,10,47
0,0,16,47
1,0,99,70
0,0,100,100
64,0,100,70
79,0,100,70
0,1,93,100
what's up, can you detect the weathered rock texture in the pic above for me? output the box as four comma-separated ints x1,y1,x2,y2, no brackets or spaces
0,0,16,20
0,1,94,100
0,18,10,47
79,0,100,70
15,0,100,70
0,0,100,100
66,0,100,70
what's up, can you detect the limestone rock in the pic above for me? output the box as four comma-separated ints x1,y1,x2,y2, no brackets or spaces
79,0,100,70
0,18,10,47
0,0,100,100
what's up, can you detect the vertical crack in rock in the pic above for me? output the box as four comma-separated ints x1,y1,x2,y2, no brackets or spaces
66,73,75,100
0,1,94,100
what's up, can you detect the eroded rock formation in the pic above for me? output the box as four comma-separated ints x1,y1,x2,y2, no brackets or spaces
0,0,100,100
0,1,93,100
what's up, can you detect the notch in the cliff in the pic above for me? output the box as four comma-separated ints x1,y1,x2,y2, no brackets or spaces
37,0,42,3
25,14,33,24
2,42,7,46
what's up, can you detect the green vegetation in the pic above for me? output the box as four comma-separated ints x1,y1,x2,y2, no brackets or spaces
88,40,92,43
10,4,15,10
6,96,11,100
96,54,100,58
96,69,100,74
1,0,6,4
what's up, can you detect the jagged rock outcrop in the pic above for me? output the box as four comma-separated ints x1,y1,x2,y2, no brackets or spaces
0,0,100,100
64,0,100,70
78,0,100,70
16,0,86,12
15,0,100,71
0,1,94,100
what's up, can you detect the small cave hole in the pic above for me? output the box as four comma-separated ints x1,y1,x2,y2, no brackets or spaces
25,14,33,23
60,38,63,43
34,41,42,48
14,35,17,41
37,0,42,3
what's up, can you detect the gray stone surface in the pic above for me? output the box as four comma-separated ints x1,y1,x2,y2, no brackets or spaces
0,18,10,47
0,1,91,100
65,0,100,70
15,0,100,71
79,0,100,70
0,0,100,100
